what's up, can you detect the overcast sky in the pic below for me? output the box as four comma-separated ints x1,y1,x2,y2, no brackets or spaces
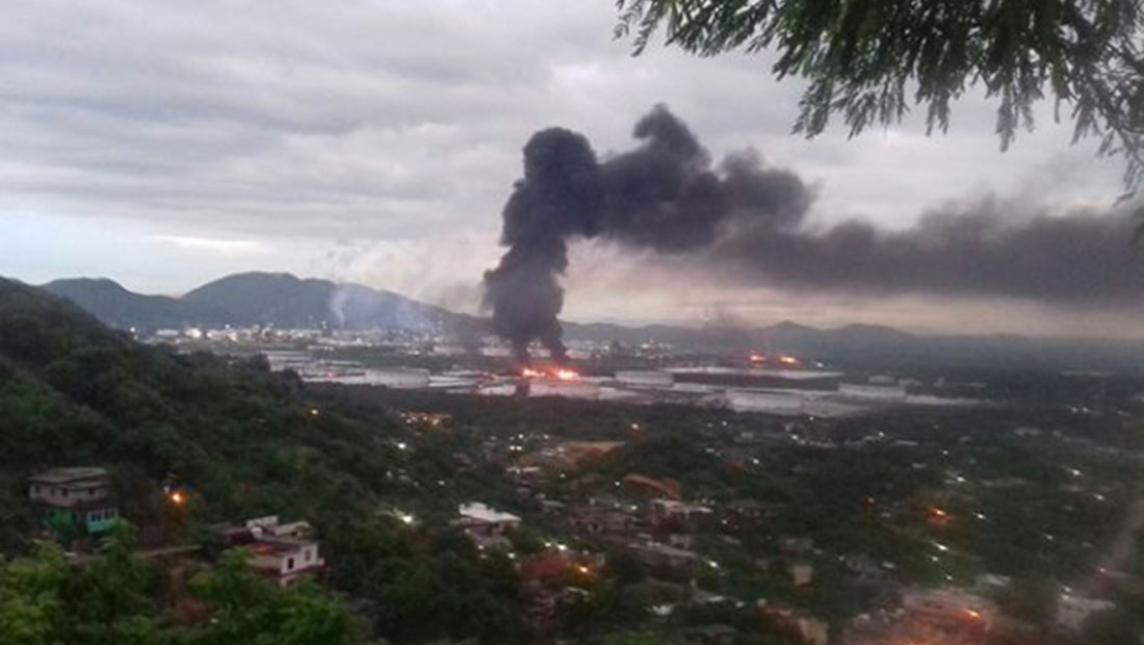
1,0,1139,338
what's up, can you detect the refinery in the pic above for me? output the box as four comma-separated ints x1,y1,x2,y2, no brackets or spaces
140,327,987,418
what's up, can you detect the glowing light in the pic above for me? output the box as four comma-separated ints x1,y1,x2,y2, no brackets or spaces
577,565,590,574
522,366,581,381
930,507,948,518
309,408,320,416
778,355,800,366
399,513,415,525
169,491,186,505
965,609,982,620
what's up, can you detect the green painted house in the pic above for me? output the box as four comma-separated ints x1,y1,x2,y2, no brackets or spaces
29,467,120,538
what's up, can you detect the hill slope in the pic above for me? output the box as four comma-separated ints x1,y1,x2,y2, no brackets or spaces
0,276,397,520
43,272,480,334
0,277,528,642
43,277,230,329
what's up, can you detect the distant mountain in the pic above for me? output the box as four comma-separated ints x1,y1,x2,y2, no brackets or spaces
37,272,1144,372
563,318,1144,372
42,278,230,330
44,272,480,335
561,319,914,354
185,272,479,332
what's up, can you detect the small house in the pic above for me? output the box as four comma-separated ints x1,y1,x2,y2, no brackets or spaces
28,468,119,537
247,538,325,588
212,516,325,587
455,502,521,536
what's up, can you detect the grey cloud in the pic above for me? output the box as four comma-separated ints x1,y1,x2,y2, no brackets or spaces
0,1,612,236
0,0,1122,243
1,0,1139,340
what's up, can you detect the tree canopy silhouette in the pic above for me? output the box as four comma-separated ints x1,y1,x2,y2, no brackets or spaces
616,0,1144,190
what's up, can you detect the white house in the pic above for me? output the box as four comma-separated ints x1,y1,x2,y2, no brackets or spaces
456,502,521,536
248,538,325,587
217,516,325,588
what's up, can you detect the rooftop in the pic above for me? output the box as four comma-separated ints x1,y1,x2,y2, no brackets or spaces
29,467,109,484
458,502,520,524
629,541,697,559
247,538,314,557
652,499,713,513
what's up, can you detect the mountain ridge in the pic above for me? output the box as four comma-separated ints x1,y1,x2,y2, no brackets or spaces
36,271,1144,371
44,272,919,344
44,272,478,335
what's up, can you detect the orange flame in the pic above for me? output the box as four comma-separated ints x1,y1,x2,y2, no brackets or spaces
521,366,581,381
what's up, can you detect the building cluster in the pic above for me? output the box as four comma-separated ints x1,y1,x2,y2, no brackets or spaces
400,410,454,430
150,328,985,418
841,587,995,644
26,467,327,591
211,516,326,587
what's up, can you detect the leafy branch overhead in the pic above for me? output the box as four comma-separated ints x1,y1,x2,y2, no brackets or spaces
616,0,1144,191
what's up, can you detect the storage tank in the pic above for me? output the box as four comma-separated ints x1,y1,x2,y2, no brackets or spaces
528,380,600,400
615,370,674,388
366,367,431,389
838,383,907,402
725,390,804,414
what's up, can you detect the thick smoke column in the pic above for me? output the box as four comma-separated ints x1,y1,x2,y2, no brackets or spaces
485,105,1142,359
484,104,806,361
483,128,604,362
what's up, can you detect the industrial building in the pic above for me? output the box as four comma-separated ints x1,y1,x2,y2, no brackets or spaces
614,370,674,388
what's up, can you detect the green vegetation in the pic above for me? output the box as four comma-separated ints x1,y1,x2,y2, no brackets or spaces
348,383,1143,633
0,528,355,645
2,277,1142,642
0,278,521,643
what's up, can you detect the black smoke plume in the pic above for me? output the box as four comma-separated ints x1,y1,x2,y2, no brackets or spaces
484,105,1141,359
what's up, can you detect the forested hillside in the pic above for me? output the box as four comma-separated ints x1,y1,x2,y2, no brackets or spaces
0,277,525,643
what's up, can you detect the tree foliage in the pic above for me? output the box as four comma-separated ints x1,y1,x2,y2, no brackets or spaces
616,0,1144,188
0,531,356,645
180,550,354,645
0,278,529,643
